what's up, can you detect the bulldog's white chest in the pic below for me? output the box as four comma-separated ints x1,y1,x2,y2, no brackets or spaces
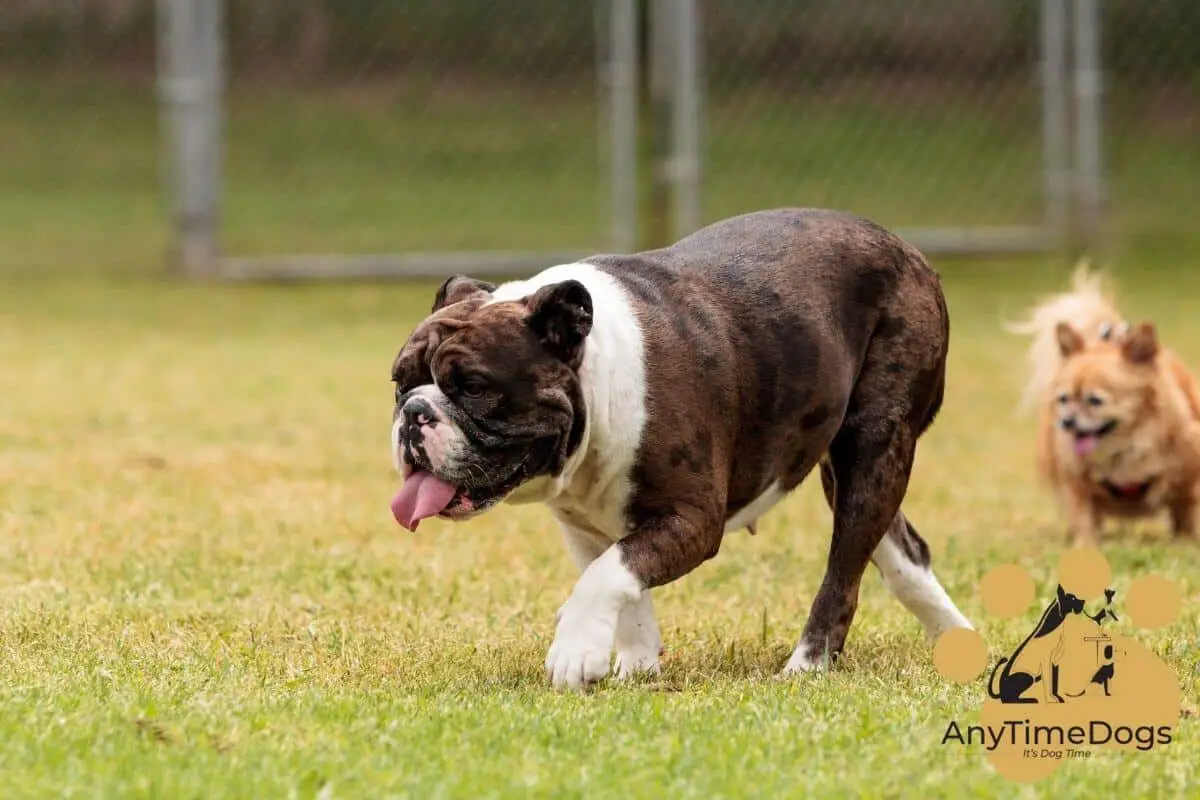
545,450,637,542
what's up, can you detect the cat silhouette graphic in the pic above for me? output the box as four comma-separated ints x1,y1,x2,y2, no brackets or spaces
987,585,1117,704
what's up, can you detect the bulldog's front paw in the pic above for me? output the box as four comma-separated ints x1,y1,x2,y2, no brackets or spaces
614,642,661,679
544,602,617,691
613,592,662,679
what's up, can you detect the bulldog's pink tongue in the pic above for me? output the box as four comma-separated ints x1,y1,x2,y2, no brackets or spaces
1074,434,1099,457
391,471,458,531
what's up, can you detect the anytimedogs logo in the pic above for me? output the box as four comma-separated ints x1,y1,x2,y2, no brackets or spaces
932,549,1184,783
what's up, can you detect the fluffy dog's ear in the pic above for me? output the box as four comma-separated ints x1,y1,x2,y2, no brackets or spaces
433,275,496,312
527,280,593,367
1056,322,1085,358
1122,322,1158,365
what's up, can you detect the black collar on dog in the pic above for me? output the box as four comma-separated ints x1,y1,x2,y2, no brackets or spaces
1100,478,1156,502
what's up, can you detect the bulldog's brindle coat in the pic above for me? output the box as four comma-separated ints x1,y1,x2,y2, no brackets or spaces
390,208,973,689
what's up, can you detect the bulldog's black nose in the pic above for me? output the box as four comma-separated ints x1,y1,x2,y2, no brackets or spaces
402,397,437,430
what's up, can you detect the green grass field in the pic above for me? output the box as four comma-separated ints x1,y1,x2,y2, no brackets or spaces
1,75,1198,798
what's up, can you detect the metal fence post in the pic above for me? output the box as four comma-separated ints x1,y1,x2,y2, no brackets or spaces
1072,0,1104,250
609,0,640,254
669,0,702,240
1040,0,1070,249
157,0,223,278
643,0,674,250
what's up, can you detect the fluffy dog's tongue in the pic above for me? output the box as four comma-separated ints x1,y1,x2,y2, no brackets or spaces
1074,434,1100,457
391,471,458,531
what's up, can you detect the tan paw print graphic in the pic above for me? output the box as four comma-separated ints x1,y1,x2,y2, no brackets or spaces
933,549,1184,783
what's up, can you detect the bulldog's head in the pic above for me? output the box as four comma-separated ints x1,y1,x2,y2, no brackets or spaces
389,275,593,530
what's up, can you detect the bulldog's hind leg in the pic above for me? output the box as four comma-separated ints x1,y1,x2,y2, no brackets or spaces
783,422,916,673
870,513,972,637
784,319,968,674
819,460,971,638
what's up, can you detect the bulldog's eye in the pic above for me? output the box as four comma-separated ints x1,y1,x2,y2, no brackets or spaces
1099,322,1113,341
459,376,489,399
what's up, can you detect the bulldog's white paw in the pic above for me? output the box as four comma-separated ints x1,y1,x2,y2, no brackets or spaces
544,602,616,691
780,644,831,676
613,590,662,679
543,546,642,691
614,643,661,679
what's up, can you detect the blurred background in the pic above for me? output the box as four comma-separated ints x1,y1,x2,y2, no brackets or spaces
1,0,1196,282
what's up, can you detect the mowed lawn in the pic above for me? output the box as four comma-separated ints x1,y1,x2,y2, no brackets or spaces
3,262,1200,798
1,75,1199,798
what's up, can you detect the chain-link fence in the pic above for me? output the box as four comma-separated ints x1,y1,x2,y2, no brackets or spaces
700,1,1054,251
1101,0,1200,261
157,0,633,279
1,1,1195,279
684,0,1196,265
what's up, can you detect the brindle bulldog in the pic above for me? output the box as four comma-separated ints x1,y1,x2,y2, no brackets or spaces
388,208,973,690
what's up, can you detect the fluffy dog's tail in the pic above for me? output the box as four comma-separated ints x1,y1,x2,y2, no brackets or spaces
1006,261,1125,412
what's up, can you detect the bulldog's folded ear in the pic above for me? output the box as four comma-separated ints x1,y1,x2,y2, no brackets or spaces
433,275,496,312
527,280,593,367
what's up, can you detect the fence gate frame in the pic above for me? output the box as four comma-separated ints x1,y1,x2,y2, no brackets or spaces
157,0,1104,282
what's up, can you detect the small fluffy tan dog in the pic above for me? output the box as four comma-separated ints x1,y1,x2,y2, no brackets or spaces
1011,265,1200,546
